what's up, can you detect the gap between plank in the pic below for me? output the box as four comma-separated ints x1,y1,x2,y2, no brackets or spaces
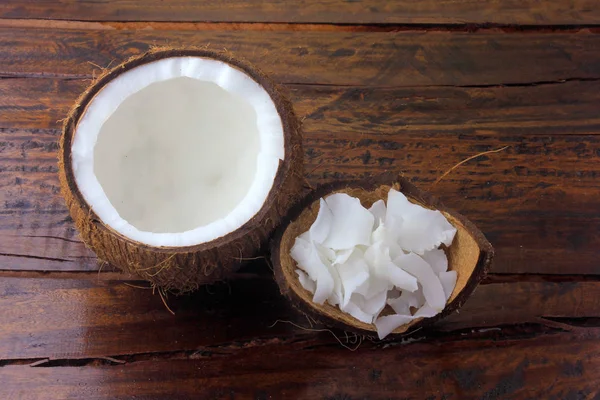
0,322,595,368
1,270,600,283
0,18,600,33
2,74,600,91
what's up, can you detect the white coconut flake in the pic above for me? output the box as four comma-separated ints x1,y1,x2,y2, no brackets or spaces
368,199,387,229
365,242,418,293
371,223,387,245
326,263,344,306
375,303,439,340
387,297,410,316
386,262,419,293
309,199,333,244
439,270,457,301
375,314,414,339
322,193,374,250
357,291,388,318
334,248,356,265
421,248,448,274
371,223,405,259
387,243,406,261
312,275,334,305
295,269,316,294
412,284,427,308
337,252,370,307
290,237,334,304
297,231,311,242
361,244,398,298
413,304,440,320
373,218,405,260
342,300,374,324
290,238,315,279
394,253,446,311
387,289,424,315
386,189,457,255
355,275,389,300
364,241,389,269
315,242,336,265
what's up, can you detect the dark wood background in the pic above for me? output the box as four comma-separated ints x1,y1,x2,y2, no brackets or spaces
1,1,599,399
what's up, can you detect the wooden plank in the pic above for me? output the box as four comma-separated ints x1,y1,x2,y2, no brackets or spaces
1,327,599,400
5,78,600,134
0,79,96,270
0,0,598,25
1,78,600,274
0,276,599,360
1,27,600,86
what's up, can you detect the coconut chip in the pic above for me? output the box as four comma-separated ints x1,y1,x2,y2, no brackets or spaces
322,193,374,250
336,250,370,308
295,269,316,294
421,248,448,274
290,237,333,304
393,252,446,311
374,314,415,339
386,189,456,255
438,270,457,300
290,189,457,339
368,199,387,229
309,199,332,244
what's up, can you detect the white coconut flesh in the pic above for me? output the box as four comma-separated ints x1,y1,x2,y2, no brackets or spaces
71,57,285,247
290,189,458,339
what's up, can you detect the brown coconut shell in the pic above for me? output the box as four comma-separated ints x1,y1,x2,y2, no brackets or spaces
272,173,493,337
58,48,305,293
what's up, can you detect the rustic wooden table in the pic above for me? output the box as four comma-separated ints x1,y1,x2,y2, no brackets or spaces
1,1,600,399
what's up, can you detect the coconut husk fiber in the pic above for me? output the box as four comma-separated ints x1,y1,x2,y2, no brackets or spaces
58,47,305,293
272,173,494,338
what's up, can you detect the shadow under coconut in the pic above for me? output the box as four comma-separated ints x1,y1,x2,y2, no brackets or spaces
161,260,462,345
83,258,491,366
117,260,307,341
156,261,359,345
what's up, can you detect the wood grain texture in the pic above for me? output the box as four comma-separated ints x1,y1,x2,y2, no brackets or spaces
1,78,599,274
0,0,599,25
1,325,599,399
1,28,600,87
0,275,599,360
1,5,599,399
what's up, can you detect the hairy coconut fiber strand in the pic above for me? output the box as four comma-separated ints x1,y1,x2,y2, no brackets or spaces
59,48,304,292
272,174,493,338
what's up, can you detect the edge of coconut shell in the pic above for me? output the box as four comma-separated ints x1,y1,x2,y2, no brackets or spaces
271,172,494,338
58,47,305,293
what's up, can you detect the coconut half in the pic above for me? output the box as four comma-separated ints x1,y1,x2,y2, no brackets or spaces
59,48,304,292
272,174,493,338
